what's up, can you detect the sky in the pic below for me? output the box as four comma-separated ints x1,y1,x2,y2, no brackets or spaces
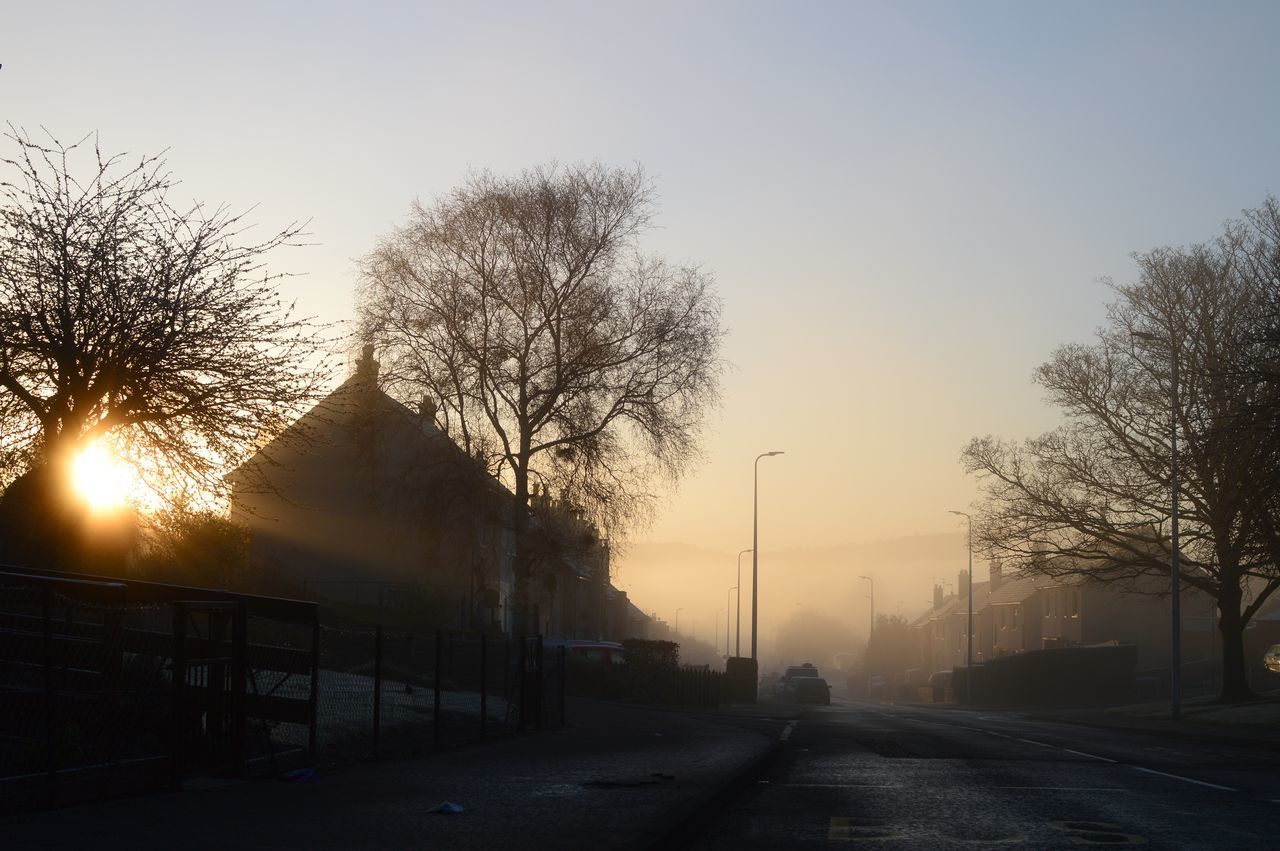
5,1,1280,632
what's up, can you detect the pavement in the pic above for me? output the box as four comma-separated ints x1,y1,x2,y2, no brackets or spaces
1,697,782,851
1027,694,1280,749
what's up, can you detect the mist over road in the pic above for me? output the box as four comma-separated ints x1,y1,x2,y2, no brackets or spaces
689,696,1280,849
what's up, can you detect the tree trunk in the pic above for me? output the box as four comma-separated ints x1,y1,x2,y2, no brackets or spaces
510,460,532,636
1217,581,1255,702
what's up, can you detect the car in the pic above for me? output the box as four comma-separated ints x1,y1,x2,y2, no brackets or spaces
774,662,821,696
543,639,626,665
788,676,832,705
1264,643,1280,674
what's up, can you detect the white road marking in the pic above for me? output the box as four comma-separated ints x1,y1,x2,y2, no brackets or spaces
992,786,1128,792
1015,737,1055,748
1130,766,1236,792
782,783,903,788
1060,748,1117,764
780,721,797,741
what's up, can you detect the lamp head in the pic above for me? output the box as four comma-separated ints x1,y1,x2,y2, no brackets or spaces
1131,330,1160,342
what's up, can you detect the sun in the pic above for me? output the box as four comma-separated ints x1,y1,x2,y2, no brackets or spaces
71,443,131,510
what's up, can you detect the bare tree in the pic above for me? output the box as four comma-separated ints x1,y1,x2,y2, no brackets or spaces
0,128,330,566
962,217,1280,702
358,163,724,630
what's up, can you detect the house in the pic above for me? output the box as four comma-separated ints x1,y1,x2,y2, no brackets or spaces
984,565,1043,658
904,557,1223,689
525,487,650,642
228,347,516,632
228,346,652,641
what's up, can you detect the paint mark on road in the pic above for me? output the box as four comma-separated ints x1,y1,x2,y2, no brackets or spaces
780,721,797,741
1015,737,1055,748
1060,748,1117,764
1130,766,1235,792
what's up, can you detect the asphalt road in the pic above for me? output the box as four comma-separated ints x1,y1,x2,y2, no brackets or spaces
687,696,1280,849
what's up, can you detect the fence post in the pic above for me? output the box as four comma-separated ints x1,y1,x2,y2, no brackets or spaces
373,625,383,757
535,636,545,729
42,585,56,803
433,630,443,745
558,645,566,726
479,634,487,742
307,619,320,761
516,637,528,729
170,602,186,790
231,602,248,776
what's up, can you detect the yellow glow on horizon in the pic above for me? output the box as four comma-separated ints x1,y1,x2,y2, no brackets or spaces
71,443,131,511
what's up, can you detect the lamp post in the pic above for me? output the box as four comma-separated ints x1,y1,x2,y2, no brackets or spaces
1133,329,1181,720
859,575,875,639
948,510,973,703
726,587,736,657
736,548,752,657
675,607,683,637
752,451,785,660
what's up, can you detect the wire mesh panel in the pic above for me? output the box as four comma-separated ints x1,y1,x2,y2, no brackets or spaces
242,615,316,774
0,579,171,812
2,565,565,810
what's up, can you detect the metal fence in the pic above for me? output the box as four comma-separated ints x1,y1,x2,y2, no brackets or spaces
308,626,565,767
0,567,565,814
564,657,723,709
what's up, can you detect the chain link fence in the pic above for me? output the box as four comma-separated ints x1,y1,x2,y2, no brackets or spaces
0,569,565,813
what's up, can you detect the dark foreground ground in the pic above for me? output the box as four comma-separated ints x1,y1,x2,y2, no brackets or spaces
6,692,1280,849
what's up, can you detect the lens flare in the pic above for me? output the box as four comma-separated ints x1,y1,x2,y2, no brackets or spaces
72,443,129,510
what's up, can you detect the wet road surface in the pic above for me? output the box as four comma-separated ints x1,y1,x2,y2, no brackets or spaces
688,697,1280,849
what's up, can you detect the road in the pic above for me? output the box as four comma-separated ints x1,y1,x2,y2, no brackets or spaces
687,696,1280,849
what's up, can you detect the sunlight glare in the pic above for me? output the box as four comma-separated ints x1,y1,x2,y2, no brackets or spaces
72,443,129,510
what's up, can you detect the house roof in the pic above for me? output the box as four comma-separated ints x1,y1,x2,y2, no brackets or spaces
986,575,1042,606
229,371,512,505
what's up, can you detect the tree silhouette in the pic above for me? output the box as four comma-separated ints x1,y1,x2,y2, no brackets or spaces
358,163,723,630
0,129,330,567
963,204,1280,701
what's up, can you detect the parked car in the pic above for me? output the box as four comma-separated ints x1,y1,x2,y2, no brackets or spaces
789,676,832,705
543,639,626,665
1264,643,1280,674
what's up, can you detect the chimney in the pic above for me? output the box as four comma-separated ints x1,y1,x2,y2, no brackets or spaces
355,344,379,387
958,570,969,599
933,584,943,610
418,395,438,421
989,560,1003,592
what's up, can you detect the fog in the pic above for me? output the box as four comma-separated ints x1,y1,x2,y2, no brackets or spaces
614,532,971,671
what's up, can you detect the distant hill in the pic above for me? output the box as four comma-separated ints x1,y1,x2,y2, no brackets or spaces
613,533,972,648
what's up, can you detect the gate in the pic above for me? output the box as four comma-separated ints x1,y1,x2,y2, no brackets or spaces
170,601,247,785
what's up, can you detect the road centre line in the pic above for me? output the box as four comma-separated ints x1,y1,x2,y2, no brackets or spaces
1130,766,1236,792
992,786,1128,791
1060,748,1117,763
781,783,902,788
1015,737,1055,748
780,721,797,741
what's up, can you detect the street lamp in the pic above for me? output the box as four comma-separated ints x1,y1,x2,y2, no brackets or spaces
675,607,683,636
859,575,875,640
726,587,736,657
949,510,974,704
735,548,752,657
1133,329,1182,720
752,451,785,660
